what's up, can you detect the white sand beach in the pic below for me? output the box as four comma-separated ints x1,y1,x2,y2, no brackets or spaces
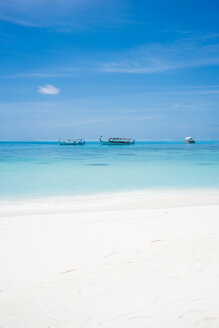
0,189,219,328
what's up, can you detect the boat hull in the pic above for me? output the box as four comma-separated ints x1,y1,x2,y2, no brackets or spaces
59,143,85,145
58,140,85,145
100,140,135,145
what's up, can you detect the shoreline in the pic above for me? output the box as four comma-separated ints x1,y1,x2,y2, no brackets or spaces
0,188,219,217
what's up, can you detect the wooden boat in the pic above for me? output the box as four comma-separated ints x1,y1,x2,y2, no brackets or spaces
100,136,135,145
58,138,85,145
185,137,195,144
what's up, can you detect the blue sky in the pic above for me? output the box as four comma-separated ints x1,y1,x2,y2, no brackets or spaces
0,0,219,140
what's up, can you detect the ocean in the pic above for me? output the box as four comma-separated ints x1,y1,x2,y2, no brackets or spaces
0,140,219,199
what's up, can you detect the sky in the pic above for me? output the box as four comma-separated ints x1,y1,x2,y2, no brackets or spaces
0,0,219,140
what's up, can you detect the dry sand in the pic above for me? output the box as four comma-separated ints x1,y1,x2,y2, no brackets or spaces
0,190,219,328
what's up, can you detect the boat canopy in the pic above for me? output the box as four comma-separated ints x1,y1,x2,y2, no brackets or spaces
66,138,83,141
108,137,132,141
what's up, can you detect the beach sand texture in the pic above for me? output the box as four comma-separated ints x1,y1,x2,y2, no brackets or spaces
0,190,219,328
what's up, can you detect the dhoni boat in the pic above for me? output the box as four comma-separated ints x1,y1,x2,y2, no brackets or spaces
100,136,135,145
58,138,85,145
185,137,195,144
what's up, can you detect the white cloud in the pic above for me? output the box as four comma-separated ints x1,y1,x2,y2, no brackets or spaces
38,84,60,95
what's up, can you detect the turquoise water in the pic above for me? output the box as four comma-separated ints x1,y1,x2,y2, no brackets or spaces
0,140,219,199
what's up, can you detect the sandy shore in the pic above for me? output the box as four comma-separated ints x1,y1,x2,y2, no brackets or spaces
0,190,219,328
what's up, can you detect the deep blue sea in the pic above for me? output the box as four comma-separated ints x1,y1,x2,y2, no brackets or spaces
0,140,219,199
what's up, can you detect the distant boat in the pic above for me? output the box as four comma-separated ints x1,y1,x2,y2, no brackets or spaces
185,137,195,144
58,138,85,145
100,136,135,145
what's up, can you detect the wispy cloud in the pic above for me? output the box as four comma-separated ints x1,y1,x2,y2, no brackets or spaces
41,117,117,128
100,38,219,74
38,84,60,95
0,73,70,79
201,90,219,94
0,0,121,29
133,115,155,120
0,15,39,27
3,37,219,79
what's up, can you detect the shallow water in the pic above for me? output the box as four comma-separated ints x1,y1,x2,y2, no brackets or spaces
0,140,219,199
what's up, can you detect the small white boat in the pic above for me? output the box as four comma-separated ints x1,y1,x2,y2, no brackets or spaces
58,138,85,145
185,137,195,144
100,136,135,145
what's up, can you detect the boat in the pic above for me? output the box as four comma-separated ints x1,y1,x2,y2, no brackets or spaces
100,136,135,145
58,138,85,145
185,137,195,144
